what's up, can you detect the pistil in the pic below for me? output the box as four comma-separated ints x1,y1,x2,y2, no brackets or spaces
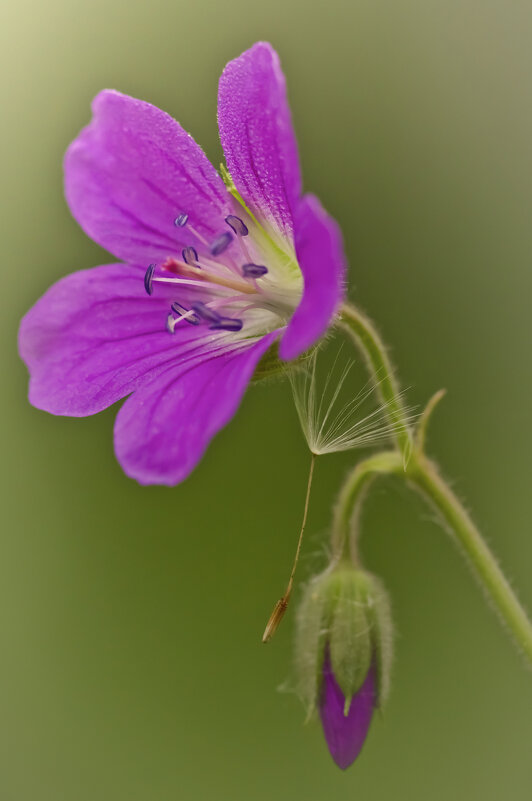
161,258,256,295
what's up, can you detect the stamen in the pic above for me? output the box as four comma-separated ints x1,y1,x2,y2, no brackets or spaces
187,225,210,248
242,263,268,278
171,302,201,325
153,277,226,291
191,302,223,325
234,231,252,264
210,232,233,256
210,316,244,332
225,215,249,237
182,246,199,266
173,213,211,248
166,314,177,334
144,264,156,295
174,213,189,227
155,273,255,296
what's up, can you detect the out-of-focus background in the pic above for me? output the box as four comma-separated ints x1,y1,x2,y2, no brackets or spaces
2,1,531,799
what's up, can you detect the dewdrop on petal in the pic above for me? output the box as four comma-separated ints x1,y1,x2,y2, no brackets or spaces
294,564,393,769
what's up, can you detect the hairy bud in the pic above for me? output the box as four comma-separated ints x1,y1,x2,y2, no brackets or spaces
294,564,393,768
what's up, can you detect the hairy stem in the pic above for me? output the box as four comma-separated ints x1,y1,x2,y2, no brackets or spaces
332,450,403,562
409,455,532,663
338,301,532,666
339,304,412,458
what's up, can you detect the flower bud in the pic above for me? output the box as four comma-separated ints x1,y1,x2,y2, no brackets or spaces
294,565,393,769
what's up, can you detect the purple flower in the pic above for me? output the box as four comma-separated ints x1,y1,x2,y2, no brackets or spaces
18,42,346,485
319,652,376,770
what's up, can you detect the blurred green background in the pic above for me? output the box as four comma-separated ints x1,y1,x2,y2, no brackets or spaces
2,0,531,798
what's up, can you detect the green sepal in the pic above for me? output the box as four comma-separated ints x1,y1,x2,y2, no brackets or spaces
251,342,314,382
294,564,394,718
251,341,286,382
365,574,394,706
328,569,373,706
293,570,334,718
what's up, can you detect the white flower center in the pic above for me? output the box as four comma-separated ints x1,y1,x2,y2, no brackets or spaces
144,209,303,341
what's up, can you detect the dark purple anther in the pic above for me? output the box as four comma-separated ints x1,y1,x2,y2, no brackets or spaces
182,246,198,265
174,213,189,227
210,232,233,256
319,653,376,770
144,263,156,295
190,302,222,324
171,302,200,325
242,263,268,278
210,317,243,332
225,215,249,236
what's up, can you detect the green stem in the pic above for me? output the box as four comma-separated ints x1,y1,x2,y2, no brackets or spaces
338,301,532,666
339,304,412,457
409,456,532,663
332,451,403,562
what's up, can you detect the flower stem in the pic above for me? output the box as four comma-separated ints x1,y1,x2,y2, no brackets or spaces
339,304,412,458
409,455,532,663
338,301,532,666
331,450,403,563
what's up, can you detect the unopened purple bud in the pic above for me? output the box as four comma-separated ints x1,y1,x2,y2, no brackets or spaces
225,215,249,236
319,653,376,770
210,232,233,256
174,213,189,227
182,246,198,265
294,566,393,769
210,316,243,332
242,263,268,278
144,264,156,295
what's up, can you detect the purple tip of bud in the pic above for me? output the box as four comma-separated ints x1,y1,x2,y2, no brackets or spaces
144,264,156,295
319,653,376,770
171,302,200,325
174,213,189,227
210,232,233,256
182,246,198,265
225,215,249,237
210,316,243,332
190,301,222,324
242,263,268,279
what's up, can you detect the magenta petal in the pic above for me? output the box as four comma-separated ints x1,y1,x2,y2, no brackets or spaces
319,655,376,770
218,42,301,238
64,90,231,264
18,263,210,416
113,331,279,486
280,195,346,361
